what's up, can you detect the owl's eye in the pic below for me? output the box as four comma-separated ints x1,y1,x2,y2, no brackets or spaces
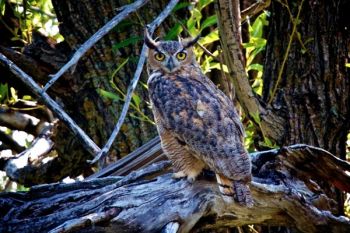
154,52,165,61
176,52,187,60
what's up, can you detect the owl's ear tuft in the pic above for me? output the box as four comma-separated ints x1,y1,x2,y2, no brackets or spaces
182,34,201,49
144,27,158,50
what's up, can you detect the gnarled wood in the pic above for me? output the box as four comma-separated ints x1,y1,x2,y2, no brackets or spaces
1,144,349,233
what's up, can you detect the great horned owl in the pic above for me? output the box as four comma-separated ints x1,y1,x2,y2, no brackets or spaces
144,29,253,207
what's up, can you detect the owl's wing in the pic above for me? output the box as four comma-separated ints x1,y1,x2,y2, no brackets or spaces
149,73,250,181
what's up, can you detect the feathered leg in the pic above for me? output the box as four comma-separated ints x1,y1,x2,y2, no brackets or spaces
216,174,253,207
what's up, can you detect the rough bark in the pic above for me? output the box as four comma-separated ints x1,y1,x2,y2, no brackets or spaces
217,0,349,214
262,0,350,158
0,0,182,184
261,0,350,213
1,143,349,233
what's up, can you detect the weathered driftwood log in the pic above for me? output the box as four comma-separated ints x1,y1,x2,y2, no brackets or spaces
1,144,350,233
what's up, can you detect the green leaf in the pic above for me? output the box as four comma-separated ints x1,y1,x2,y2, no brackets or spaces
132,93,141,108
200,15,217,31
247,63,263,72
198,0,214,10
112,36,142,52
0,83,8,102
0,0,5,16
22,95,33,101
346,63,350,68
164,23,183,40
208,63,228,73
10,87,18,102
98,89,121,101
199,29,219,45
173,2,191,12
251,12,268,38
250,111,261,124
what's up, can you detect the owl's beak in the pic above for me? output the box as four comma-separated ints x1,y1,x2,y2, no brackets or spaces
166,57,175,71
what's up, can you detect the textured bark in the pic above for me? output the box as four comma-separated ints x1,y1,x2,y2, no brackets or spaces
216,0,350,220
262,0,350,213
1,144,350,233
0,0,182,184
50,0,160,161
262,0,350,158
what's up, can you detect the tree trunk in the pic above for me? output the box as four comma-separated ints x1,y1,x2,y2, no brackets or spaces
1,0,182,184
262,0,350,213
263,0,350,158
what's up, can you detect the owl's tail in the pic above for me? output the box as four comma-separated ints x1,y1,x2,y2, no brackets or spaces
216,174,254,207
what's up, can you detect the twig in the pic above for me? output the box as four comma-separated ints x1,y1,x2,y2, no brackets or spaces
88,0,180,165
0,53,100,156
42,0,149,92
241,0,271,19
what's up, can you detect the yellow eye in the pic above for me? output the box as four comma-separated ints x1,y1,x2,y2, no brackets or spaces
176,52,187,60
154,52,165,61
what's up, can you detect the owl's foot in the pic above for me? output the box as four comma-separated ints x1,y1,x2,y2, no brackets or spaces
172,170,200,183
172,171,186,179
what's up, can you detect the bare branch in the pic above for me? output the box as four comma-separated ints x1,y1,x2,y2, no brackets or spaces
4,124,54,184
0,53,100,156
241,0,271,19
0,108,45,136
89,0,180,165
42,0,149,92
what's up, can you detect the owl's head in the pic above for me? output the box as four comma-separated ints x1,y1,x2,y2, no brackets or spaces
144,28,200,73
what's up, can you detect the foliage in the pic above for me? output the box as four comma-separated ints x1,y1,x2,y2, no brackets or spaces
242,11,277,151
242,11,269,96
0,0,62,43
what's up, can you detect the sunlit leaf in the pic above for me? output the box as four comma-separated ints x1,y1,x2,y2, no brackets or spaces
98,89,121,101
164,23,183,40
10,87,18,102
0,0,5,16
199,29,218,45
132,93,141,108
248,63,263,72
200,15,217,31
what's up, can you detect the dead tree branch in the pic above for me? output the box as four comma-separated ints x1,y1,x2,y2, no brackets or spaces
3,123,56,184
0,53,101,156
89,0,179,165
1,144,349,233
42,0,149,92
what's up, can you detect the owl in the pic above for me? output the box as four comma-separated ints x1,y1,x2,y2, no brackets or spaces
144,29,253,207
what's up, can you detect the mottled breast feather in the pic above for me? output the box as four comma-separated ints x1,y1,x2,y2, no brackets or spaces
148,66,248,179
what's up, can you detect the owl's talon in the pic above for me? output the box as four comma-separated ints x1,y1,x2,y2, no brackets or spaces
187,176,196,183
172,171,187,179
